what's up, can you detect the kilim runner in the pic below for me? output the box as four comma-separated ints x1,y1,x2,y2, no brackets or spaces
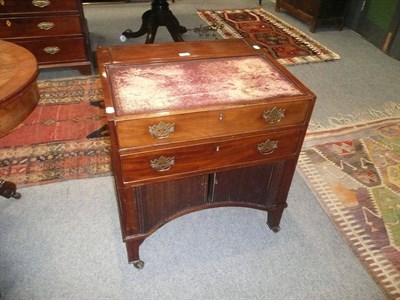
197,8,340,66
298,104,400,299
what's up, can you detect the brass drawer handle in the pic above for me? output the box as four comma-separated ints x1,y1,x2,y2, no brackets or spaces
257,139,278,155
150,156,175,172
148,121,175,139
37,22,55,30
32,0,50,8
263,107,286,123
0,1,4,6
43,46,60,54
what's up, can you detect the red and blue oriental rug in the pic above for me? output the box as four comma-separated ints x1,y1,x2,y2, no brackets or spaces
0,77,111,187
197,8,340,66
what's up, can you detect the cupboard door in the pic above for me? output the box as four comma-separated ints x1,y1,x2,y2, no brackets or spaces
210,162,286,207
135,175,208,234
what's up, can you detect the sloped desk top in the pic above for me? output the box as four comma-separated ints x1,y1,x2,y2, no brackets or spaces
106,56,303,116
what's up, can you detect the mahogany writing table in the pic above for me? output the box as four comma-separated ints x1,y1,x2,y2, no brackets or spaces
97,39,315,269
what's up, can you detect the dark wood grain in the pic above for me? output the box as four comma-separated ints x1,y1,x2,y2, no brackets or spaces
0,41,39,199
0,41,39,137
0,0,91,74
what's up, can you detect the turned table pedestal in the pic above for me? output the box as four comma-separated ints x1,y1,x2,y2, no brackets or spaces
120,0,186,43
0,41,40,199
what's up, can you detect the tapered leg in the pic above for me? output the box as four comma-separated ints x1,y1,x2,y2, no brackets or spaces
125,238,145,269
266,203,287,232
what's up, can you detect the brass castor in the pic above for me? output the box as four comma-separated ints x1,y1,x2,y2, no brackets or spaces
271,226,281,233
0,180,21,199
133,260,145,269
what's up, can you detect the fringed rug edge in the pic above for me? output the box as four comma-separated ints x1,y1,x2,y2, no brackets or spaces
197,7,341,66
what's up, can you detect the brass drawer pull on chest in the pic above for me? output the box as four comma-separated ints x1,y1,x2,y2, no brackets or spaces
37,22,55,30
32,0,51,8
43,46,60,54
257,139,278,155
263,107,286,123
148,121,175,139
150,156,175,172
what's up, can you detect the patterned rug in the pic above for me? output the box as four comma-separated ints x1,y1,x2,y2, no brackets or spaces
298,107,400,299
197,8,340,66
0,77,111,187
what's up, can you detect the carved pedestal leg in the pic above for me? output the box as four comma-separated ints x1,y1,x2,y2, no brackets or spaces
0,180,21,199
120,0,186,44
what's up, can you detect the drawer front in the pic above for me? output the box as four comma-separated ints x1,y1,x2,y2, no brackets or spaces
0,15,82,38
116,99,312,150
14,37,87,64
0,0,79,14
119,129,303,184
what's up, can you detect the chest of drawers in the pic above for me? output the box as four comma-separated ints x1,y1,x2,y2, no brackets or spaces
97,39,316,269
0,0,91,74
276,0,348,32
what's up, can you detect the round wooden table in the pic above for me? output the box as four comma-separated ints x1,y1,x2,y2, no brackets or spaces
0,40,40,199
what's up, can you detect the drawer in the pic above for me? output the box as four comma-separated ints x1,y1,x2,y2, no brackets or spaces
0,0,79,14
0,15,82,38
119,129,303,185
13,36,87,64
115,99,312,150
